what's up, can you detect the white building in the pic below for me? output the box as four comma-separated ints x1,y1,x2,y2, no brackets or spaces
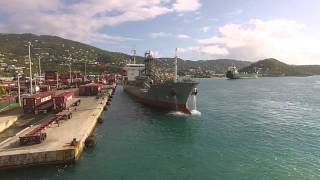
123,64,145,81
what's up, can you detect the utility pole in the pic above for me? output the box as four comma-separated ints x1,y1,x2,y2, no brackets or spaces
84,61,87,82
67,50,72,85
69,63,72,85
174,48,178,82
75,73,78,88
56,71,59,89
17,74,21,106
38,56,42,79
28,41,33,95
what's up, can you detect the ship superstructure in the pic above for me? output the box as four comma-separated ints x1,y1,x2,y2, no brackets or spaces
123,50,198,114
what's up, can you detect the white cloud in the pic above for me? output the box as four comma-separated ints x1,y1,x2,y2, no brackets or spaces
180,19,320,65
150,32,172,38
150,32,191,39
178,46,228,56
177,34,191,39
202,26,210,33
173,0,201,12
0,0,201,44
225,9,243,18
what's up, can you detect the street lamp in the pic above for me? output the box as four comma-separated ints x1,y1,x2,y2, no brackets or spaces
17,73,21,106
84,61,87,82
28,41,33,95
38,56,42,79
69,62,72,85
65,49,73,85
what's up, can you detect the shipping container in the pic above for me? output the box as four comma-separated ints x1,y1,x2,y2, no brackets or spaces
39,85,51,92
45,71,58,81
53,91,75,112
23,91,55,114
79,83,102,96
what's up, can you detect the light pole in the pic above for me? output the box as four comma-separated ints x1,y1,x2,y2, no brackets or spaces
17,74,21,106
66,50,72,85
38,56,42,79
56,71,59,89
69,63,72,85
84,61,87,82
28,41,33,95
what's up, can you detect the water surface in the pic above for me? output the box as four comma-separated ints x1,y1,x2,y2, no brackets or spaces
2,76,320,180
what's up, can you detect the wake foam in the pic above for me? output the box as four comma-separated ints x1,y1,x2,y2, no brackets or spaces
190,110,201,116
168,110,202,116
168,111,189,117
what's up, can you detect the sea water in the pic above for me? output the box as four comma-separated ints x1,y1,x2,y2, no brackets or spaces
2,76,320,180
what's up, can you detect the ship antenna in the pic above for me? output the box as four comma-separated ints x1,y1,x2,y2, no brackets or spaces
174,48,178,83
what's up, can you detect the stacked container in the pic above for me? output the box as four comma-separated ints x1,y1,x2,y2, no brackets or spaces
53,91,74,112
23,91,55,114
39,85,51,92
79,83,102,96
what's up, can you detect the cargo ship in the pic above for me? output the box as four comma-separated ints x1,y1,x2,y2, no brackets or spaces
123,50,198,114
226,65,258,79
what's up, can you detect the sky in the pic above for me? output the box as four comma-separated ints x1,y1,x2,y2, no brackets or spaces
0,0,319,65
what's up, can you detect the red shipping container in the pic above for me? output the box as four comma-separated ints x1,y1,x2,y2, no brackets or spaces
53,91,74,112
45,71,58,81
39,85,51,92
79,83,102,96
23,91,55,113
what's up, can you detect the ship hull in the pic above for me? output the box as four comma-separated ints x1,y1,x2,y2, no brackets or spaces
226,71,240,79
226,71,257,79
124,81,198,114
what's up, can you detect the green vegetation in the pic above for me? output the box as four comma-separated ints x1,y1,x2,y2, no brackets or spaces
1,34,319,78
0,33,133,75
0,86,10,97
241,58,320,76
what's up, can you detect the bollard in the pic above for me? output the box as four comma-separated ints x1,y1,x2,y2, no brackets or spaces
85,134,96,147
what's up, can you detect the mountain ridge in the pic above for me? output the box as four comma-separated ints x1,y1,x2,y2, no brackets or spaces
240,58,320,76
0,33,251,74
0,33,319,77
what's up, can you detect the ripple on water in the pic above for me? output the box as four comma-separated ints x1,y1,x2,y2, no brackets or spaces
2,77,320,180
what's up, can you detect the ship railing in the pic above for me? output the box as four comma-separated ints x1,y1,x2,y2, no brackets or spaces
144,82,150,88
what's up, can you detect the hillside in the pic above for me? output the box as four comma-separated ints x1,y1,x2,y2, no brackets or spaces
240,58,320,76
0,33,132,74
179,59,251,73
156,58,251,73
0,33,253,76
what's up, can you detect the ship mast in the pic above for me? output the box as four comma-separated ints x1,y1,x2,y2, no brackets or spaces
174,48,178,82
131,48,136,64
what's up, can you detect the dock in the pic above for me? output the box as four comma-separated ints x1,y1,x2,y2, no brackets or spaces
0,107,23,134
0,88,114,169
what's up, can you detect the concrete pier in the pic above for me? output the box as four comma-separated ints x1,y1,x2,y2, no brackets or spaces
0,107,23,133
0,116,18,133
0,89,113,169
